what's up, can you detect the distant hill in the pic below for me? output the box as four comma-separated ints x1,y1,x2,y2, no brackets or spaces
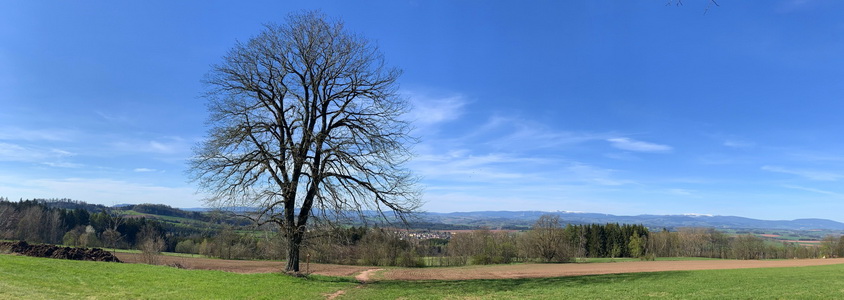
420,211,844,231
34,198,109,212
32,198,844,231
177,207,844,231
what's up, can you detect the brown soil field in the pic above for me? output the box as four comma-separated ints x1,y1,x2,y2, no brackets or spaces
114,253,371,276
114,253,844,281
379,258,844,281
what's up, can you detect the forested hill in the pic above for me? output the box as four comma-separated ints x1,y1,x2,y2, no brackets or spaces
122,204,209,221
32,198,109,212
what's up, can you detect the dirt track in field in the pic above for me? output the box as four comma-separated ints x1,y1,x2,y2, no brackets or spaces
114,253,844,281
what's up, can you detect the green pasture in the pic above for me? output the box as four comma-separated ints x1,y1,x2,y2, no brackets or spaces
0,254,353,299
3,254,844,299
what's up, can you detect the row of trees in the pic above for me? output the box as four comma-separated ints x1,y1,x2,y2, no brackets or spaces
292,215,834,266
646,228,824,259
229,216,652,267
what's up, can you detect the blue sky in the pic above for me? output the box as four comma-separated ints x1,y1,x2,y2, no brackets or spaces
3,1,844,221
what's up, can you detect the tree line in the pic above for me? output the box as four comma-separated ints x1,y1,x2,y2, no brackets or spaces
1,200,833,267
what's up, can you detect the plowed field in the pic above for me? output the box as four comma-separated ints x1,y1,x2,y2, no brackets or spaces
114,253,844,280
378,258,844,280
114,253,371,276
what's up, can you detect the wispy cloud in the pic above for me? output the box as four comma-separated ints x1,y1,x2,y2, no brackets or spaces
667,188,695,196
723,139,755,148
110,136,190,155
133,168,157,172
783,185,844,197
412,151,544,182
606,138,672,153
0,142,75,163
761,165,844,181
405,91,466,126
42,162,84,168
95,110,134,124
0,126,78,142
566,163,632,186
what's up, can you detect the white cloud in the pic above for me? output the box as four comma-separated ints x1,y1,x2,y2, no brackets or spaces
459,115,611,151
761,165,843,181
42,162,84,168
405,92,466,126
723,139,755,148
606,138,672,153
134,168,157,172
412,151,542,182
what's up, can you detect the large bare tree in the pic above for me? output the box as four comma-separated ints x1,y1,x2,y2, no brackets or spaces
190,11,420,273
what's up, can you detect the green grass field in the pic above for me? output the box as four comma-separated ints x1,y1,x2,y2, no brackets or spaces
0,254,354,299
3,254,844,299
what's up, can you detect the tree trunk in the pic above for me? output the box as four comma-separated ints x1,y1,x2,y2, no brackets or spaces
285,229,303,273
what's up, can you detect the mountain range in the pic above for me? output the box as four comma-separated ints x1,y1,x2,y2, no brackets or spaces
181,206,844,231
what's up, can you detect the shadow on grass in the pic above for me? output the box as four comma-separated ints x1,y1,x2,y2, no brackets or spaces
367,271,693,294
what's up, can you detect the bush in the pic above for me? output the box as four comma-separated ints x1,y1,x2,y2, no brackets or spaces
175,240,198,254
397,250,425,268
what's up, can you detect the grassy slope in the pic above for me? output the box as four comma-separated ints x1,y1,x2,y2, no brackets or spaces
0,255,353,300
5,254,844,299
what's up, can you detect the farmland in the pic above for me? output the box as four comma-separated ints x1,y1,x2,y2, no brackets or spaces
5,253,844,299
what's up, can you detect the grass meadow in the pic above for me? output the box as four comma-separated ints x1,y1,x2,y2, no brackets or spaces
4,254,844,299
0,254,354,299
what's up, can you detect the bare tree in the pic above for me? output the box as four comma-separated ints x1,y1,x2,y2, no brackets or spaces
191,11,420,273
524,214,570,262
101,213,125,249
138,225,165,265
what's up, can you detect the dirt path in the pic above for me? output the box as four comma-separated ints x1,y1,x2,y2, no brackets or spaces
113,253,844,281
325,289,345,300
355,268,383,283
380,258,844,281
